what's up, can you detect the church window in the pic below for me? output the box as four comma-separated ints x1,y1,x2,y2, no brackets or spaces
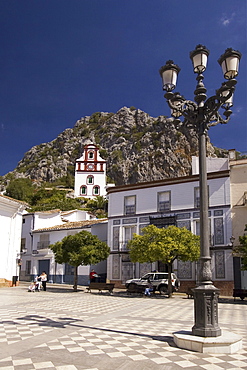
93,186,100,195
89,151,94,159
87,175,94,184
81,186,87,195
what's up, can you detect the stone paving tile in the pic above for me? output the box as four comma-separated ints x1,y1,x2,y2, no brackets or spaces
0,285,246,369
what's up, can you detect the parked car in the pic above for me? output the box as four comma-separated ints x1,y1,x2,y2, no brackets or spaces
125,272,180,295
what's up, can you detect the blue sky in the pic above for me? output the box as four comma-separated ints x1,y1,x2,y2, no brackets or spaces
0,0,246,176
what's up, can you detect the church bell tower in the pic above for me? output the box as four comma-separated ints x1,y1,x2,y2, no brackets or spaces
74,144,106,199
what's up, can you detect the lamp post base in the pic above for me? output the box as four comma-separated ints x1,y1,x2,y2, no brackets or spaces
173,330,242,354
192,284,221,337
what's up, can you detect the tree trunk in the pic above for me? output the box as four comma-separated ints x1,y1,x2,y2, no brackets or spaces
167,262,173,298
73,266,78,292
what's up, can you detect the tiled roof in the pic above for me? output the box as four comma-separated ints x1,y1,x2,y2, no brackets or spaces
35,209,61,214
32,218,107,233
0,194,29,206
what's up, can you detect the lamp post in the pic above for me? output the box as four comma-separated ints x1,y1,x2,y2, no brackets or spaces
160,45,241,337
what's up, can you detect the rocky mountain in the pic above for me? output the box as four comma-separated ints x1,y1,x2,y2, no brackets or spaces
3,107,227,186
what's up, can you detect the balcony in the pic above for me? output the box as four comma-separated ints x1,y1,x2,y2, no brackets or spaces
125,205,135,215
37,241,50,250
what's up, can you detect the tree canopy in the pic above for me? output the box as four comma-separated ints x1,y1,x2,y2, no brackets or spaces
50,230,110,291
127,224,200,296
30,188,83,212
128,225,200,264
233,224,247,270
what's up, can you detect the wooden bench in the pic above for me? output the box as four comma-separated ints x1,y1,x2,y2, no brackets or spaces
86,282,115,294
233,289,247,301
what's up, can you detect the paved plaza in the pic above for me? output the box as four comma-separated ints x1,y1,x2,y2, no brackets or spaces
0,283,246,370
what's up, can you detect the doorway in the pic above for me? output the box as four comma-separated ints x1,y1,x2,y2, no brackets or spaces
38,260,50,280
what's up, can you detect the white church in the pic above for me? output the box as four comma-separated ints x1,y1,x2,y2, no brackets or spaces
74,143,113,199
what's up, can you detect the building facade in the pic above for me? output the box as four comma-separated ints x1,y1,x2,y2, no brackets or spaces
20,209,108,285
107,158,235,295
229,150,247,290
0,195,27,286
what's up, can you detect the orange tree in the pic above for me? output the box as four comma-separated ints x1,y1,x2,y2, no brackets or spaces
233,224,247,270
127,224,200,297
50,230,110,291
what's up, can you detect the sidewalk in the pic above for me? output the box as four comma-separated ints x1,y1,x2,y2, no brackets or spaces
0,283,246,369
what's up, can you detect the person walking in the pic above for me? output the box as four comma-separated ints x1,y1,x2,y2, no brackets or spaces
39,271,47,291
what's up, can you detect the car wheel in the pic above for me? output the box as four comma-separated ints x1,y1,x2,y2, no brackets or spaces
159,285,168,295
128,283,137,290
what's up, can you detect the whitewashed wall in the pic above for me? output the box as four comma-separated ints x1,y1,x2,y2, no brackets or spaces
0,196,26,281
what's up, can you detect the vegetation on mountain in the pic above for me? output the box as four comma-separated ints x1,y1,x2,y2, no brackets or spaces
128,224,200,297
50,231,110,291
5,178,34,203
5,178,107,216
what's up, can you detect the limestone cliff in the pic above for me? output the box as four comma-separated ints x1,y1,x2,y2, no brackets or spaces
5,107,227,186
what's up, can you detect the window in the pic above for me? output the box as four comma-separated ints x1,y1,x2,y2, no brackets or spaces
194,187,200,208
89,151,94,159
215,251,225,278
194,186,209,208
177,220,191,231
87,175,94,184
124,196,136,215
21,238,26,252
113,227,120,250
80,185,87,195
123,226,137,249
214,218,224,245
158,191,171,212
139,224,149,235
93,186,100,195
195,219,212,244
195,220,200,236
37,234,50,250
65,263,75,276
26,260,31,275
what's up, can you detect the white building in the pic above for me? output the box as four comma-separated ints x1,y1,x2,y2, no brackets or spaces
0,195,27,286
20,209,108,285
229,150,247,290
107,157,235,296
74,144,107,198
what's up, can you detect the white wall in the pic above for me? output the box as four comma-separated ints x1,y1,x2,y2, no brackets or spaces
61,210,92,222
108,176,230,217
192,156,229,174
0,196,26,281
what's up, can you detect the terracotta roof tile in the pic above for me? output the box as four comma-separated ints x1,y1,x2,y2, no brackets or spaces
33,218,107,233
0,194,29,206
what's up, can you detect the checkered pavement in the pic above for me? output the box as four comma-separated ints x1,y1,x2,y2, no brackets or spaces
0,285,246,369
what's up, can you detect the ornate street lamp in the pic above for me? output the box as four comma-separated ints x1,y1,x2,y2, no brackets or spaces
160,45,241,337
